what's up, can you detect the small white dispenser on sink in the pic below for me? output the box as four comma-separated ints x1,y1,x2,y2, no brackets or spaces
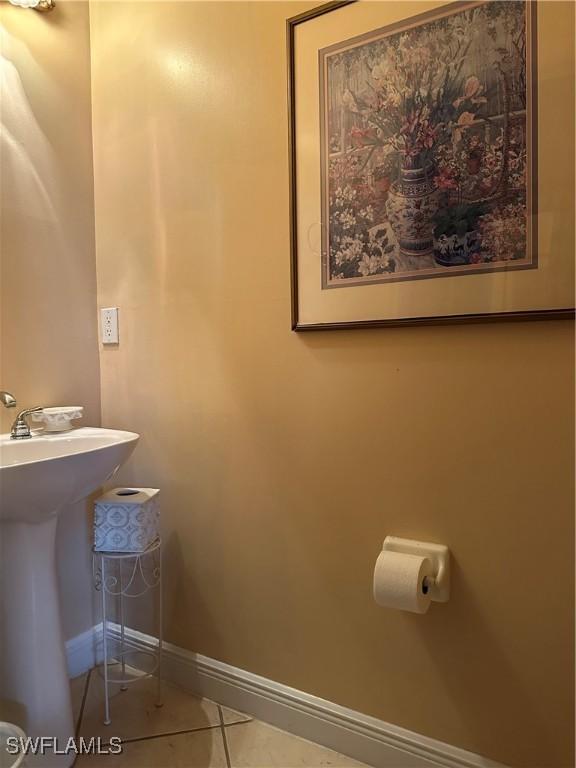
373,536,450,614
31,406,83,432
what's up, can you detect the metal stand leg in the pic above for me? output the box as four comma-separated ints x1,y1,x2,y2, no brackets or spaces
120,559,128,691
94,539,163,725
155,546,163,708
101,556,111,726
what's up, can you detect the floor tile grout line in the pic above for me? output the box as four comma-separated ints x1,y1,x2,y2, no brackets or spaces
74,667,251,757
223,719,253,729
75,670,92,738
218,705,232,768
92,723,226,748
121,723,225,746
88,719,253,748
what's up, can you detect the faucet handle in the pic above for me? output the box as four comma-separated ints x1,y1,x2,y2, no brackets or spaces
17,407,43,418
11,407,43,440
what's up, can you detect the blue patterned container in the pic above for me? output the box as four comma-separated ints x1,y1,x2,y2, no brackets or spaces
94,488,160,553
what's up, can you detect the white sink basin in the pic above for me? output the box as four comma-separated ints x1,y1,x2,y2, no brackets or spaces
0,427,139,767
0,427,139,522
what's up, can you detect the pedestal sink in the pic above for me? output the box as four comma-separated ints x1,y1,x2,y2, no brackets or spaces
0,427,139,767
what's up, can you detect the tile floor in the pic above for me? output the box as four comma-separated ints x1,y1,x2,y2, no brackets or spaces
71,668,368,768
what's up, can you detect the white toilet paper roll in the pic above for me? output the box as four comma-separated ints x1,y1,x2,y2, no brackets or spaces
373,550,434,614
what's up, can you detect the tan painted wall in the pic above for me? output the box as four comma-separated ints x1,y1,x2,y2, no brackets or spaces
89,2,574,766
0,1,100,639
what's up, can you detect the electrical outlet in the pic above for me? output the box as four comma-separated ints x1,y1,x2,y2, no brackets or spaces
100,307,119,344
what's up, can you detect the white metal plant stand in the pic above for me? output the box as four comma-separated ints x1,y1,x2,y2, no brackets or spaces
92,538,163,725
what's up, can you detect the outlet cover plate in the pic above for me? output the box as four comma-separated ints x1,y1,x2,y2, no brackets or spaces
100,307,119,344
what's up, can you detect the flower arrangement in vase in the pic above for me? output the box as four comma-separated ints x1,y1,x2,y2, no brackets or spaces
322,1,530,285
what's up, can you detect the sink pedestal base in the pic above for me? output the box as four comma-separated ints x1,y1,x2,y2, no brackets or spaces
0,516,75,768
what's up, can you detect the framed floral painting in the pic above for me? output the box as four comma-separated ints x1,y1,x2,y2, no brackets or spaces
287,0,575,329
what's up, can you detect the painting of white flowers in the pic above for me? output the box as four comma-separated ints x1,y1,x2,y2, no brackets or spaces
319,0,534,288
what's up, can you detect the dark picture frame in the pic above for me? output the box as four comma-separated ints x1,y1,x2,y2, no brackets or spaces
287,1,574,331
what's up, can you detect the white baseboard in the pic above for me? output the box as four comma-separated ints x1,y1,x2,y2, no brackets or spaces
67,624,506,768
65,625,99,679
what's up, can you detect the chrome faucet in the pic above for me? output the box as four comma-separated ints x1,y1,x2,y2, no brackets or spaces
10,407,43,439
0,391,17,409
1,392,43,440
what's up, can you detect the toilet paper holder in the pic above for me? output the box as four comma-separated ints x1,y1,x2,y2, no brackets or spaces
382,536,450,603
